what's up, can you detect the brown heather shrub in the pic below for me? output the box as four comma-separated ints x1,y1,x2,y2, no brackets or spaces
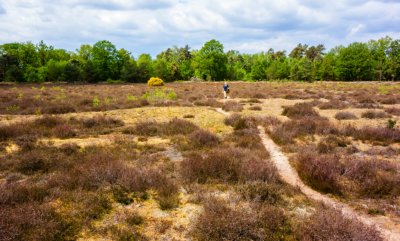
361,110,391,119
192,198,290,241
248,105,262,111
163,118,199,135
334,111,358,120
54,124,77,138
126,211,144,226
318,99,349,110
81,115,124,129
364,146,398,157
252,93,266,99
296,151,344,194
240,157,278,183
0,203,73,241
155,178,180,210
126,120,161,136
224,113,242,126
344,158,400,197
296,206,383,241
180,147,278,184
270,116,337,145
189,129,219,148
222,101,243,112
343,125,400,144
260,115,282,127
228,129,269,158
248,98,262,103
34,115,64,128
193,98,223,108
378,96,399,104
42,103,76,114
0,124,17,141
282,102,319,119
317,135,349,154
385,107,400,116
0,182,50,205
8,145,78,175
224,114,258,130
237,182,283,204
128,118,199,137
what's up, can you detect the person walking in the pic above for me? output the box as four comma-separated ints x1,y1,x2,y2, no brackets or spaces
223,81,230,99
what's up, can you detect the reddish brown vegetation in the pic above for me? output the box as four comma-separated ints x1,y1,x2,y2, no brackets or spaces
192,198,291,241
297,206,383,241
295,150,400,197
335,111,358,120
361,110,391,119
125,118,199,136
222,101,244,112
181,147,277,184
282,102,319,119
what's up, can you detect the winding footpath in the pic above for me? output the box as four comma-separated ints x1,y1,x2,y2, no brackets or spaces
216,108,400,241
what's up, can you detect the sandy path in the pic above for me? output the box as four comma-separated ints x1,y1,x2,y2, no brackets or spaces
216,107,400,241
258,126,400,241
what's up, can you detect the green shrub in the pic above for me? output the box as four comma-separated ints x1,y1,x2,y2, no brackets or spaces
387,119,397,129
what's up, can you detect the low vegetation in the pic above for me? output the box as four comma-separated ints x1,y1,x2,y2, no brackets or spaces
1,81,398,240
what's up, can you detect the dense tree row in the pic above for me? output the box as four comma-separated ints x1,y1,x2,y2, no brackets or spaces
1,37,399,82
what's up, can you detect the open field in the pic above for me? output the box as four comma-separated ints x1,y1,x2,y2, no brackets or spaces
1,81,400,241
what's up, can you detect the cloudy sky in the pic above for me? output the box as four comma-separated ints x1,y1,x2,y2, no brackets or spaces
0,0,399,56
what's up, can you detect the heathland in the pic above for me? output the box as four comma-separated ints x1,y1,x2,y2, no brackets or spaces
0,81,399,240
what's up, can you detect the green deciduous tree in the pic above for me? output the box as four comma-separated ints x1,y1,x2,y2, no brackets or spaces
194,39,227,81
336,42,374,81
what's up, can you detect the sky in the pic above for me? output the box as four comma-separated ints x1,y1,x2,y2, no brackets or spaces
0,0,399,57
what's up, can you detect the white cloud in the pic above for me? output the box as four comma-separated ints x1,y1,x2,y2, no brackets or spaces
0,0,399,56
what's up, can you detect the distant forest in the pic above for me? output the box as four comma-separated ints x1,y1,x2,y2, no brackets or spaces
0,36,399,83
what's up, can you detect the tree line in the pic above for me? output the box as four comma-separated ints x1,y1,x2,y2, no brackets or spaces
0,37,399,83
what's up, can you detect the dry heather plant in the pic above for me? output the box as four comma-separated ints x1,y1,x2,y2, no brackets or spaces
342,125,400,144
222,101,243,112
296,206,383,241
334,111,358,120
180,147,277,184
270,116,337,145
317,135,350,154
385,107,400,116
188,129,220,148
126,118,199,137
282,102,319,119
295,149,400,197
318,99,349,110
192,198,290,241
296,151,344,194
361,110,391,119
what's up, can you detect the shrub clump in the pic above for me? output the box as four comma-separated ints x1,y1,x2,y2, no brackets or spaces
180,147,278,184
296,151,344,194
361,110,390,119
282,102,319,119
335,111,358,120
343,125,400,144
222,101,243,112
125,118,199,137
270,116,337,145
147,77,164,86
189,129,219,148
296,206,383,241
192,198,290,241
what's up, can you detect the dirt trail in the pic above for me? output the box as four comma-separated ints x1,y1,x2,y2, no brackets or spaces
258,126,400,241
216,107,400,241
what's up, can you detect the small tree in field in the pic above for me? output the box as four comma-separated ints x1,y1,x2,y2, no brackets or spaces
147,77,164,86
